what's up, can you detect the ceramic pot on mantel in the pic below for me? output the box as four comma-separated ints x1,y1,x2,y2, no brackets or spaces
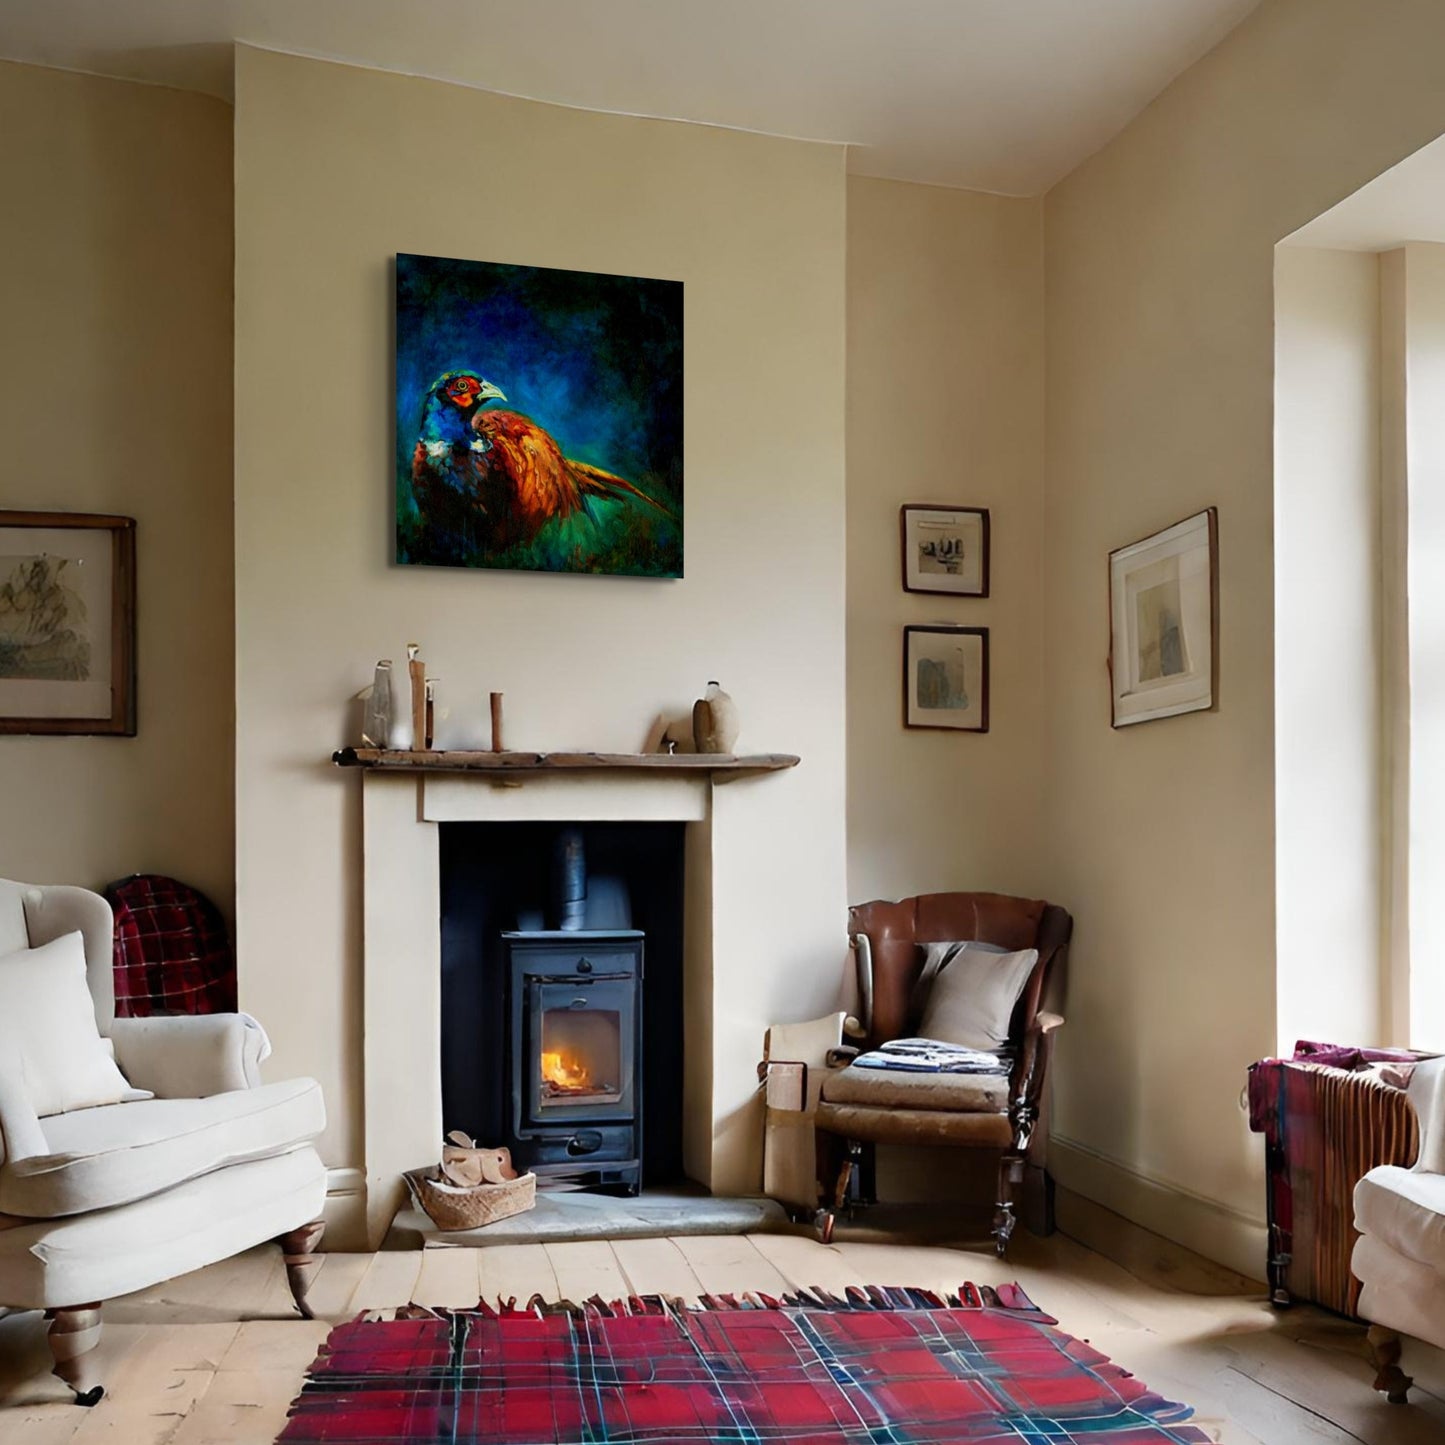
692,681,740,755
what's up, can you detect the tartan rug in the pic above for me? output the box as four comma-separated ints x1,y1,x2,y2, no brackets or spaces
277,1285,1209,1443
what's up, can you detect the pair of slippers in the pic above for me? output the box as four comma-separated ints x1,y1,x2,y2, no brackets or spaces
440,1130,519,1189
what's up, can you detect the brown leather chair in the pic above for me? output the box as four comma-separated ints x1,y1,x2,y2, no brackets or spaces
814,891,1072,1254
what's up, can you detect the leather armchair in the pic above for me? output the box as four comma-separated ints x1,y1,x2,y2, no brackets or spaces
0,879,327,1405
811,891,1072,1255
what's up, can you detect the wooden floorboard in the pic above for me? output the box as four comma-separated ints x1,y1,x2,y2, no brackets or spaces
2,1223,1442,1444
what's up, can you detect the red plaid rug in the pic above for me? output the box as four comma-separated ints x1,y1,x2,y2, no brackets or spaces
277,1285,1208,1443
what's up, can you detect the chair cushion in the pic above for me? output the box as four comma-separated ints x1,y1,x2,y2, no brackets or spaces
0,1077,325,1218
1354,1165,1445,1274
821,1063,1009,1113
815,1101,1014,1148
0,932,135,1116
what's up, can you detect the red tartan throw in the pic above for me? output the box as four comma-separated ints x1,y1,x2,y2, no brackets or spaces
278,1285,1207,1443
104,874,237,1017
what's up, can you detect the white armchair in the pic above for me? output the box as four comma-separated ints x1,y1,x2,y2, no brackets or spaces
1351,1054,1445,1404
0,878,327,1405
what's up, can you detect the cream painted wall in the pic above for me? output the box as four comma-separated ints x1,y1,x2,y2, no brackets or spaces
1273,246,1383,1051
1043,0,1445,1275
233,48,848,1182
846,178,1046,906
0,62,235,910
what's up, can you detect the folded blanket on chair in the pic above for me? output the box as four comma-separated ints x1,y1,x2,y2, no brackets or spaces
852,1038,1011,1075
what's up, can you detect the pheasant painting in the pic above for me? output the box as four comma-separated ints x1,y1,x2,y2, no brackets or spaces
396,254,683,576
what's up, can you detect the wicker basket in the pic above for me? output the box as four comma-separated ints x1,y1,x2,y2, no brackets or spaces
405,1166,537,1232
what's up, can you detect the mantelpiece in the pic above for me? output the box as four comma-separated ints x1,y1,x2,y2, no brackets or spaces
333,747,799,783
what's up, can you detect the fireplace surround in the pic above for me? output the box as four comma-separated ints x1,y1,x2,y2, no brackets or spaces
355,760,840,1248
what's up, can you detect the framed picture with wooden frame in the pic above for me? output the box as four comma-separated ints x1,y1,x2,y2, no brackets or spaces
900,505,990,596
0,511,136,736
1108,508,1217,728
904,625,989,732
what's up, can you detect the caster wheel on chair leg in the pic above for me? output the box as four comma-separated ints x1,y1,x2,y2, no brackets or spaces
817,1210,836,1244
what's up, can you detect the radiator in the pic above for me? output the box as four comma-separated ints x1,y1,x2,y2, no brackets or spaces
1249,1057,1419,1316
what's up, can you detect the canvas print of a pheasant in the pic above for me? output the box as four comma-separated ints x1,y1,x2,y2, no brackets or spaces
396,254,683,577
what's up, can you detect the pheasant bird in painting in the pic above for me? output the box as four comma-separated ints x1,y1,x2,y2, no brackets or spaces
409,370,679,572
409,371,508,562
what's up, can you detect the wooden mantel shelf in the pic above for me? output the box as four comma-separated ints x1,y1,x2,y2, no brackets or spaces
332,746,800,783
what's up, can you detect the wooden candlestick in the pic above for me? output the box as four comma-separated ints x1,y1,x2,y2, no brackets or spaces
407,644,425,751
490,692,504,752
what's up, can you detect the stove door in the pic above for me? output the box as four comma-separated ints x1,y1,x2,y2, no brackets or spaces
522,971,636,1127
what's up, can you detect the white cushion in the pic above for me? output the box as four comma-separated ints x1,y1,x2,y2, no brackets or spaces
1352,1233,1445,1352
0,1077,325,1218
0,1146,326,1309
916,943,1039,1051
1354,1165,1445,1274
0,932,133,1117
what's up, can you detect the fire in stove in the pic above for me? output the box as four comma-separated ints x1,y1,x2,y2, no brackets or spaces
540,1047,618,1100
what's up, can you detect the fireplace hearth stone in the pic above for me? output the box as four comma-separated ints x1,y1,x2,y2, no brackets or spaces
388,1186,789,1248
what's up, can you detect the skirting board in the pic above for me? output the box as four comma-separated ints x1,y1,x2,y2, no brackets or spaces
323,1167,367,1251
1049,1134,1267,1284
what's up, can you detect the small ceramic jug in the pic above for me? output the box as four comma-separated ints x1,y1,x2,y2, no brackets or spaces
692,680,740,754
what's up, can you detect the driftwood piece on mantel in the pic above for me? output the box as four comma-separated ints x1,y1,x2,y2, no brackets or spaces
331,747,800,784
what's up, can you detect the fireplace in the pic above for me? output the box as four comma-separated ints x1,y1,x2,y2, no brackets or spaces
507,931,643,1191
440,820,685,1193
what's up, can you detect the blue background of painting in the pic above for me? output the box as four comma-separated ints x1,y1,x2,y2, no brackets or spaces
395,253,684,519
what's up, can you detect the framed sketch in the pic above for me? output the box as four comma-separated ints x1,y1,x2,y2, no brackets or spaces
904,625,989,732
901,505,989,596
1109,508,1217,728
0,512,136,736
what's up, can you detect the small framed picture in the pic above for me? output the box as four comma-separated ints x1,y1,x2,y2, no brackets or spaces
0,512,136,736
904,625,989,732
1109,508,1217,728
901,505,989,596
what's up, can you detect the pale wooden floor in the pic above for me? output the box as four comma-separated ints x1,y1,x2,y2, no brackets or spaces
0,1221,1441,1444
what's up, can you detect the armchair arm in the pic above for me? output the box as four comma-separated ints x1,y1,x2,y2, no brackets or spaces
110,1014,269,1098
1408,1055,1445,1174
1010,1012,1066,1151
850,933,874,1037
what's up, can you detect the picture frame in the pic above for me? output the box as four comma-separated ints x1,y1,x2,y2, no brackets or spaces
1108,508,1217,729
396,253,683,577
900,505,990,596
0,511,136,736
904,625,989,732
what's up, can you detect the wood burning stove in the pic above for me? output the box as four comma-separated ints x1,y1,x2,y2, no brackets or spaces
504,930,643,1193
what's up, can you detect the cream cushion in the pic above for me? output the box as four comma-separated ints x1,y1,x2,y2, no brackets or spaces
1354,1165,1445,1274
0,1147,326,1310
916,943,1039,1051
0,932,134,1117
820,1064,1008,1113
0,1077,325,1218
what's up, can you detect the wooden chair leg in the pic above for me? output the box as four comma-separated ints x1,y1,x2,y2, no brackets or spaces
1365,1325,1413,1404
993,1154,1023,1258
278,1219,326,1320
46,1305,104,1406
814,1134,858,1245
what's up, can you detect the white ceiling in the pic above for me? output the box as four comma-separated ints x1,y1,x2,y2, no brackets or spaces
0,0,1263,195
1284,132,1445,250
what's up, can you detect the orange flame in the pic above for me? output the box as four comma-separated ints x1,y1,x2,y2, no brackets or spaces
541,1049,592,1092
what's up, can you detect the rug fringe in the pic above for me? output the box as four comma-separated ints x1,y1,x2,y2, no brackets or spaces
423,1281,1053,1321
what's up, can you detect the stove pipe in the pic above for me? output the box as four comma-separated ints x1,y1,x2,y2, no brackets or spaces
553,828,587,931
